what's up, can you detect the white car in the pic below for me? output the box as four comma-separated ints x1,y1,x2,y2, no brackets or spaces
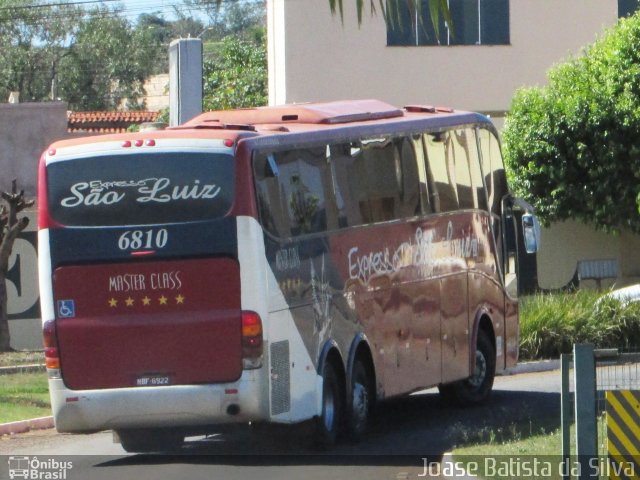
600,284,640,306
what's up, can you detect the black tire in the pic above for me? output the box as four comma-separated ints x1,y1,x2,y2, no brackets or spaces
439,329,496,406
117,428,184,453
346,359,373,441
457,329,496,405
315,361,343,447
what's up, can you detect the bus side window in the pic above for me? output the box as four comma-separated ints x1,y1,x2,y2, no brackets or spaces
398,136,421,218
330,143,363,228
277,148,330,236
425,131,459,213
477,128,509,270
451,129,474,210
421,134,439,213
477,128,507,218
254,152,291,238
346,144,373,225
361,139,399,223
450,128,488,211
413,134,434,215
466,128,489,212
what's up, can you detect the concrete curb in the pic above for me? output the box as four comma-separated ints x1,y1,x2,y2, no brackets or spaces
0,416,54,436
0,364,46,375
501,359,560,375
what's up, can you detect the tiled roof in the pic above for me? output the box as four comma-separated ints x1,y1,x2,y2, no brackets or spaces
67,111,160,133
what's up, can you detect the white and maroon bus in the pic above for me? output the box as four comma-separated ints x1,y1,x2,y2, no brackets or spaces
39,100,538,452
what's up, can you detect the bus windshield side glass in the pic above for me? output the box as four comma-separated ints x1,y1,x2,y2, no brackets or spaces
46,152,234,226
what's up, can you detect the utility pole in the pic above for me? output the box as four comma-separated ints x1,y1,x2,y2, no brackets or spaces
50,61,58,101
169,38,203,127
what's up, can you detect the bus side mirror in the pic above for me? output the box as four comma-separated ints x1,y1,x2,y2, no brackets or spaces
522,213,540,254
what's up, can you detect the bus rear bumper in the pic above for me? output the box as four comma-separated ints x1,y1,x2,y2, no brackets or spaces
48,372,267,433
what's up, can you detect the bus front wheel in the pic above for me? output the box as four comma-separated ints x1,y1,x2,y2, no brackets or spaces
438,329,496,406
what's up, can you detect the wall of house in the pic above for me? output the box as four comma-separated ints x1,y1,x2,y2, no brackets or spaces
0,102,74,349
144,74,170,112
269,0,616,116
537,221,640,291
0,102,69,197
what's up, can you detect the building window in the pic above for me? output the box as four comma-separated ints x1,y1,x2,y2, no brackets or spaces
387,0,510,46
619,0,640,17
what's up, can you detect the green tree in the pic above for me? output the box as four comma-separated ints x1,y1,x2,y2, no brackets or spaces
503,13,640,233
183,0,265,41
0,1,159,110
59,8,156,110
203,34,267,111
134,13,206,75
0,0,81,102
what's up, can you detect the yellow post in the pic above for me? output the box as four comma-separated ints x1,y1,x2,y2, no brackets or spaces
606,390,640,479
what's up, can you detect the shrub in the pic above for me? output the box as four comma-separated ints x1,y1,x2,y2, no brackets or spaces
503,13,640,233
519,291,640,359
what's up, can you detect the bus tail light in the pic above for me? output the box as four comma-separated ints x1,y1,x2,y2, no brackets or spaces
43,320,61,378
241,311,263,370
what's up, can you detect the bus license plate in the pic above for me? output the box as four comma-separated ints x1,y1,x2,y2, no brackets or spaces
136,374,172,386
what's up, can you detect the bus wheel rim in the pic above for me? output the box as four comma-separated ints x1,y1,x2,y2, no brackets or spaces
469,350,487,388
351,382,367,429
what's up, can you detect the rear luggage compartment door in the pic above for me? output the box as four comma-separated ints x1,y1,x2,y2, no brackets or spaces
53,258,242,390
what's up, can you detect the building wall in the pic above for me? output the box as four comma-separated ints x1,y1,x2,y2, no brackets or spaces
0,102,76,349
143,73,169,112
537,221,640,291
7,209,41,350
0,102,69,197
269,0,616,116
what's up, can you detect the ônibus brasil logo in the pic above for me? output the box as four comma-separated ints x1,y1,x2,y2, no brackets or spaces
7,456,73,479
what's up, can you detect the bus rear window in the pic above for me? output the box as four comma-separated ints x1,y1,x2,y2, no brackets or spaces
46,152,234,226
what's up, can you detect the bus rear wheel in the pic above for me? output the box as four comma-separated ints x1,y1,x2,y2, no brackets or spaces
438,329,496,406
315,361,344,447
346,359,372,441
117,428,184,453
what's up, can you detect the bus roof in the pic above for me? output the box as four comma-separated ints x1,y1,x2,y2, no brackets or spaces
47,100,492,150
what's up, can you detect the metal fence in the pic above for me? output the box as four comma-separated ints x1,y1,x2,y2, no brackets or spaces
561,347,640,478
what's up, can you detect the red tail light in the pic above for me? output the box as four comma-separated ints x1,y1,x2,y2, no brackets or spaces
241,311,263,369
38,154,63,230
43,320,61,374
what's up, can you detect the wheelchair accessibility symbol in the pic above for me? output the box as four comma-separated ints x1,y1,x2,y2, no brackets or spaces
57,300,76,318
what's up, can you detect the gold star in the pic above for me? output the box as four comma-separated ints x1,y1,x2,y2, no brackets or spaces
125,297,135,307
158,295,168,305
142,296,151,306
108,298,118,308
175,294,185,305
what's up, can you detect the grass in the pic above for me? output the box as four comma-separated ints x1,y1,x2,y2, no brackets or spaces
452,416,609,480
0,372,51,423
519,290,640,360
0,350,44,367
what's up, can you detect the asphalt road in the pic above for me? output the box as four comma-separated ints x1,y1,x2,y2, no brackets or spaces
0,370,561,480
